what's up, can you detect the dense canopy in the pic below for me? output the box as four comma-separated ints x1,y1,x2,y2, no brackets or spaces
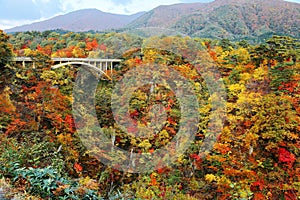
0,30,299,199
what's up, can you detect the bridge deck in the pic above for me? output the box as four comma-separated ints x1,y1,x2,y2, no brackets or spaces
12,57,122,80
13,57,122,62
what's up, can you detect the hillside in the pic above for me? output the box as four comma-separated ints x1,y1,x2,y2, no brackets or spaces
5,9,145,32
4,0,300,40
1,29,299,199
126,0,300,40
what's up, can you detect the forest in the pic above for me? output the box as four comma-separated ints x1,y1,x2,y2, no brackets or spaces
0,29,299,199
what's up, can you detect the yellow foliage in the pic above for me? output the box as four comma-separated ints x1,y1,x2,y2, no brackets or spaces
40,70,57,82
215,46,230,62
243,132,259,148
205,174,217,183
57,133,73,145
79,177,99,190
24,48,33,56
228,83,246,96
0,87,16,113
189,177,200,190
239,72,251,83
231,48,250,64
143,48,159,62
138,139,152,150
217,176,232,186
236,92,262,112
253,67,268,81
177,154,188,164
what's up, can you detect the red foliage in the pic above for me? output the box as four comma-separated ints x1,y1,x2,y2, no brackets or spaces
86,39,99,51
190,153,202,162
65,114,75,133
130,109,139,118
250,180,264,192
134,58,142,64
278,82,298,93
284,190,297,200
157,167,170,174
253,193,265,200
167,117,177,125
149,148,155,153
278,148,296,167
209,51,217,61
150,174,157,186
21,44,27,49
74,163,83,172
5,118,27,135
37,44,43,51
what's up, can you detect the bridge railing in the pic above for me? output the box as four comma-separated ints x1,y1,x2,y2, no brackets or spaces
13,57,122,63
12,57,122,80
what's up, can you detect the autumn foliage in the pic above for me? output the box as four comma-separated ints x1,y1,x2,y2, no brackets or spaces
0,30,299,199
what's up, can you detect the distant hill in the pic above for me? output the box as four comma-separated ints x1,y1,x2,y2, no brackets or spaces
6,9,145,33
5,0,300,40
126,0,300,40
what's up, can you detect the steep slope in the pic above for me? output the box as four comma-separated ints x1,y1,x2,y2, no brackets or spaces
127,0,300,39
6,9,145,32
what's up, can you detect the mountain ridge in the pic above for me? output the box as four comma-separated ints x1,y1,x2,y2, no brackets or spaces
126,0,299,39
5,9,146,33
5,0,300,40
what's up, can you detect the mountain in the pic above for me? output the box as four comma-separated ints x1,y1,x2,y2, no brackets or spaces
126,0,300,40
5,9,145,33
5,0,300,40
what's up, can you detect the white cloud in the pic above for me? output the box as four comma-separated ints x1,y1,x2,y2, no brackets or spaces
32,0,52,4
0,19,35,30
285,0,300,2
59,0,182,14
0,15,60,30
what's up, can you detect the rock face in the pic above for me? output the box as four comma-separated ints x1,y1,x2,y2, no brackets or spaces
0,187,8,199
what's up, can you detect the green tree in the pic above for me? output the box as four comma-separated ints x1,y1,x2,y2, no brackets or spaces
0,30,13,68
0,30,13,91
266,35,296,63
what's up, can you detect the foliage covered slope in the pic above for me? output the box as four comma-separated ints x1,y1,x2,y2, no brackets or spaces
126,0,300,41
0,30,299,199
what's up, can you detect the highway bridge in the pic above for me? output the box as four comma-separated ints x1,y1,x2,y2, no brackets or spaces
13,57,122,79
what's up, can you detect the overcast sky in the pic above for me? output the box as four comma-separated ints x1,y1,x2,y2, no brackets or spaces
0,0,299,30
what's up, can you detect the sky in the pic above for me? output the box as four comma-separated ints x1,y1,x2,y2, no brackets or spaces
0,0,299,30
